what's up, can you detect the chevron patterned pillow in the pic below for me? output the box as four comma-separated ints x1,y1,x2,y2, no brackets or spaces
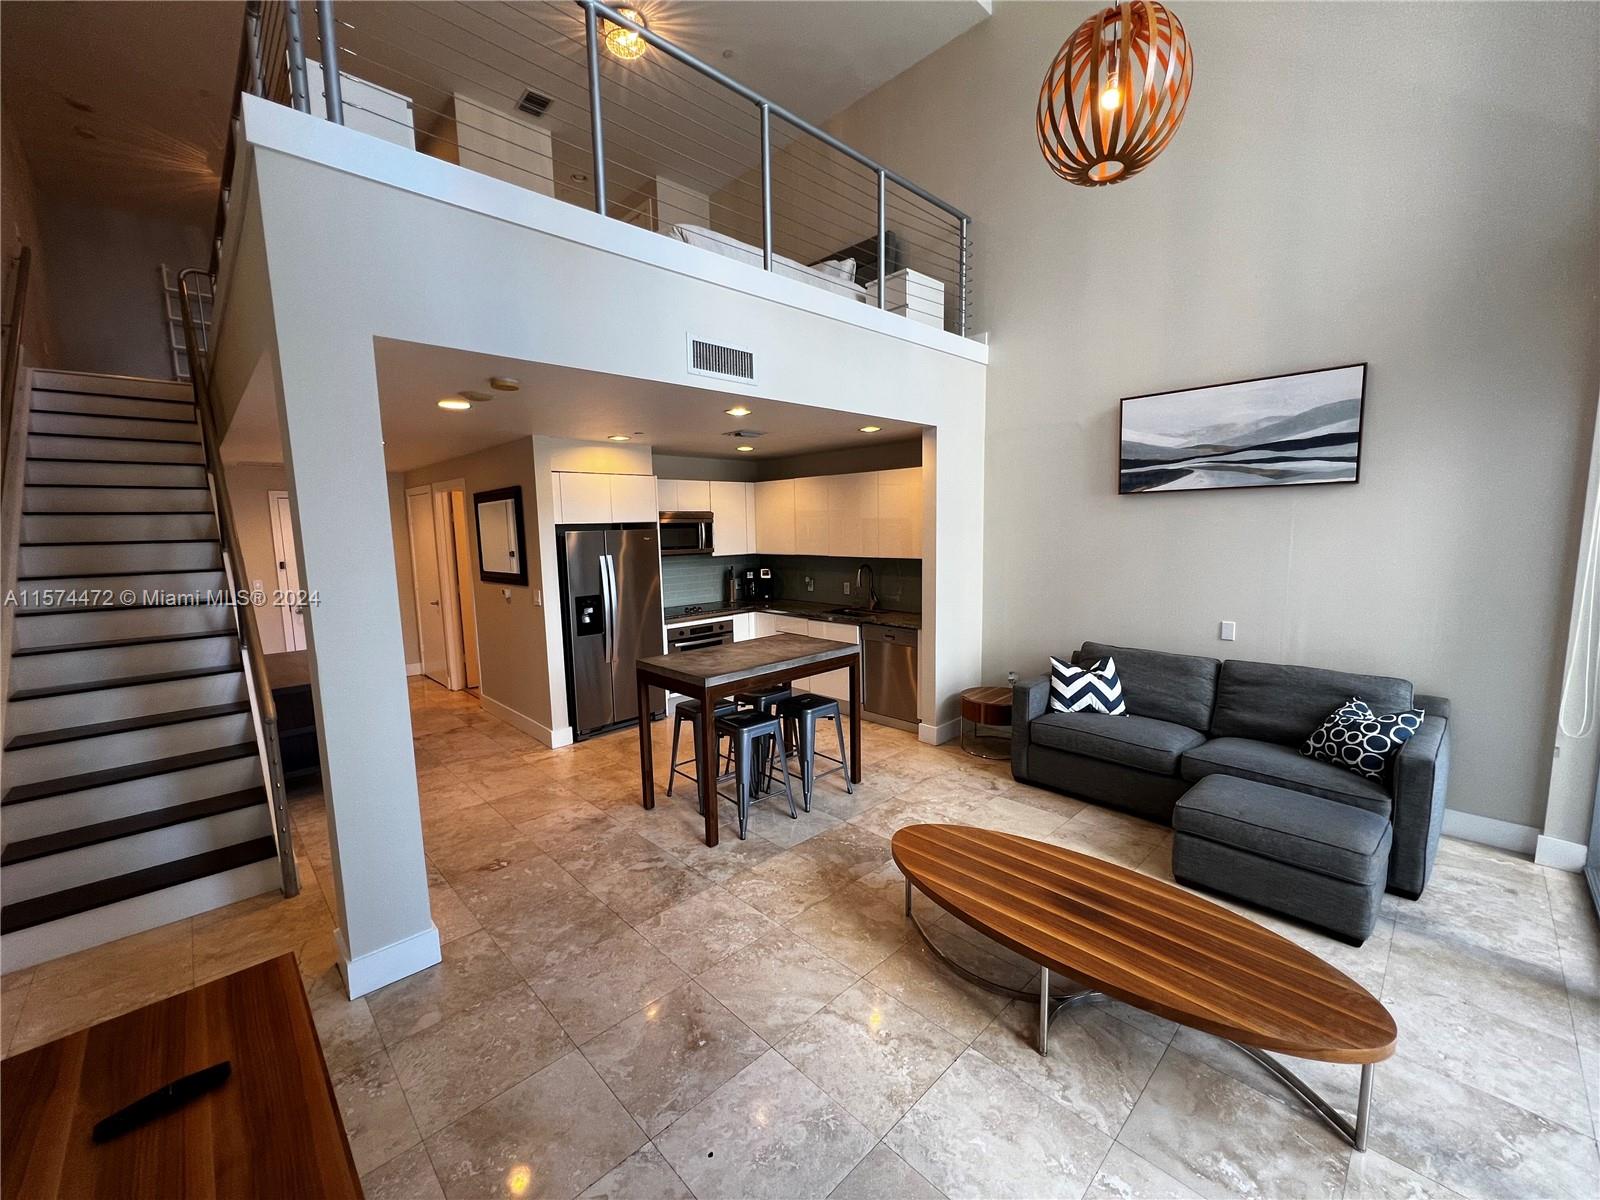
1048,655,1128,715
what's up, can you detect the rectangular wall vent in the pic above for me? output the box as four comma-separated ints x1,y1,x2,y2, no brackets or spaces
517,90,551,118
687,336,756,384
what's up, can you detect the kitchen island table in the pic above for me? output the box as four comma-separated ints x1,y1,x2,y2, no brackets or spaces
635,633,863,846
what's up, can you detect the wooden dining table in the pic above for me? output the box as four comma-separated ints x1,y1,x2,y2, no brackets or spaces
636,633,863,846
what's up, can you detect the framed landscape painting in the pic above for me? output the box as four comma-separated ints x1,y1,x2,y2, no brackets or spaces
1119,363,1367,495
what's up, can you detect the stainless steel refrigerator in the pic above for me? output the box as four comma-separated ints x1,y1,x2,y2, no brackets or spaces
558,524,665,738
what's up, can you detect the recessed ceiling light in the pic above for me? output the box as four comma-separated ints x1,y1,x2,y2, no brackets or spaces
858,425,882,433
460,390,493,403
724,405,751,417
736,445,755,453
72,125,97,140
607,434,631,442
65,97,95,114
488,376,520,392
569,171,589,183
438,398,472,411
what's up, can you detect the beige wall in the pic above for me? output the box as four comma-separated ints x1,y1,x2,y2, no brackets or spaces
38,196,208,378
228,463,420,665
405,438,549,730
1,118,58,365
828,1,1600,829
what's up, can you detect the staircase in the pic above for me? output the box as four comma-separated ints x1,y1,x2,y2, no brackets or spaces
1,370,283,971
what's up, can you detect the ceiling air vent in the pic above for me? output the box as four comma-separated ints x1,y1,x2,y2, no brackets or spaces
687,336,756,384
517,89,551,118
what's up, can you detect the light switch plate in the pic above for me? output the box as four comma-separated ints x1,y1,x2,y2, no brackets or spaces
1219,620,1236,641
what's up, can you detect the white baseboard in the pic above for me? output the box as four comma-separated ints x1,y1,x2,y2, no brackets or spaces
1441,808,1539,854
1535,835,1588,872
337,923,441,999
478,693,566,749
405,662,422,676
920,718,960,745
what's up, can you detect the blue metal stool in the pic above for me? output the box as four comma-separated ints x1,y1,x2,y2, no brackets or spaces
776,693,853,811
715,709,798,838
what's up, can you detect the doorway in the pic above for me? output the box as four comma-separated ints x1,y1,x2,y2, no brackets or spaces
406,481,480,691
268,490,307,652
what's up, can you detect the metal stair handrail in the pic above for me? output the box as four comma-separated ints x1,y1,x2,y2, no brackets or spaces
176,267,299,898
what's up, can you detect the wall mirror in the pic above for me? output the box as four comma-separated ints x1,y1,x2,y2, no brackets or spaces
474,486,528,585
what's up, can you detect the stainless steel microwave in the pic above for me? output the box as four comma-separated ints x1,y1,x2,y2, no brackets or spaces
659,511,714,555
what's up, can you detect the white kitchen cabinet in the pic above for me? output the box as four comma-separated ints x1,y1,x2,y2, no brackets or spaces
794,477,830,556
609,474,658,523
755,479,796,555
827,472,878,559
804,619,860,701
555,472,657,524
772,614,809,636
710,480,750,556
656,479,678,512
556,472,613,524
670,480,711,512
877,467,922,558
750,612,778,638
731,612,755,642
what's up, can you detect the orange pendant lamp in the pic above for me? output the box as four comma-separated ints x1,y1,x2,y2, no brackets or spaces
1037,1,1193,186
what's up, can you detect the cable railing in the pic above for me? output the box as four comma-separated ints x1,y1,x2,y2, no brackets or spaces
211,0,974,337
176,268,300,900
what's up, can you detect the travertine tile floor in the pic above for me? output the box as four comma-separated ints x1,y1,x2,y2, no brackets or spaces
3,679,1597,1199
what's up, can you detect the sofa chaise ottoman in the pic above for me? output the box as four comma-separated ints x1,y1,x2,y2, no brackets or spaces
1011,642,1451,899
1172,774,1393,942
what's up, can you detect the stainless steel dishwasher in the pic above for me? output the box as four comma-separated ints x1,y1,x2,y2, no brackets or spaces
862,624,918,724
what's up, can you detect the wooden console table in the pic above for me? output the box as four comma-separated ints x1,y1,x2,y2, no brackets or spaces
1,954,360,1199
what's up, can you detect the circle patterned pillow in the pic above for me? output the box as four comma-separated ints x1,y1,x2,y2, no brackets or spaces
1303,697,1425,779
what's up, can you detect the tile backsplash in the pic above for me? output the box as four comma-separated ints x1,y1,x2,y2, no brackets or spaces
661,553,921,611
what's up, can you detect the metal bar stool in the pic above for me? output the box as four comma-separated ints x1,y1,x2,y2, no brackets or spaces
715,709,798,839
734,684,791,791
775,693,853,811
667,697,737,803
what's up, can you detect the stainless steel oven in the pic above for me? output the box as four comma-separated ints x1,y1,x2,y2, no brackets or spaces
659,511,714,556
666,618,734,653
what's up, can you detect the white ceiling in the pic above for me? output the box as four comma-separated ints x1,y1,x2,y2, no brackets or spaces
2,1,990,226
222,338,926,471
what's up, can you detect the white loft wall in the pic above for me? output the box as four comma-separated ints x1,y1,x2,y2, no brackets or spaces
229,94,986,741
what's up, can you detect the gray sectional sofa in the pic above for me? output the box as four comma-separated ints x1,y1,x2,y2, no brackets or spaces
1011,642,1451,900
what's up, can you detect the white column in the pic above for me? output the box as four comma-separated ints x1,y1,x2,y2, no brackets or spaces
270,330,440,996
1543,388,1600,871
920,424,984,743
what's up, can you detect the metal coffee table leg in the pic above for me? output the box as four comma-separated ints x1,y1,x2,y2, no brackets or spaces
1233,1044,1375,1151
902,879,1100,1055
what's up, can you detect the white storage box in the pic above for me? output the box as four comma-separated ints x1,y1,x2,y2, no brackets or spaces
866,268,945,329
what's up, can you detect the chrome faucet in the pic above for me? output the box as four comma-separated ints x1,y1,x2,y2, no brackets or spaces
856,563,880,611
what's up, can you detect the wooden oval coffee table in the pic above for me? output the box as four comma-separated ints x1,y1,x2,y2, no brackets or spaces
891,823,1396,1150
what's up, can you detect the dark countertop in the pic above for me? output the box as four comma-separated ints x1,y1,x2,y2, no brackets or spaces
663,599,921,632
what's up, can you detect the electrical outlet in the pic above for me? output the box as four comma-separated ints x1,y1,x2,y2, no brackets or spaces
805,576,814,592
843,582,851,596
1219,620,1236,642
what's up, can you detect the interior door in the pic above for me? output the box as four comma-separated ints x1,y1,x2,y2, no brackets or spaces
407,487,449,686
607,526,664,722
563,529,612,734
268,492,307,652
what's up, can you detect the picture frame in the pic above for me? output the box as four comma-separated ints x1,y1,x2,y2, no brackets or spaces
1119,363,1367,495
473,486,528,585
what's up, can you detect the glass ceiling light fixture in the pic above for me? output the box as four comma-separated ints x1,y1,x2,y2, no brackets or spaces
1037,1,1193,187
438,397,472,411
602,5,650,61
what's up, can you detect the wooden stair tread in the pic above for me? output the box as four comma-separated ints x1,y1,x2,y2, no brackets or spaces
11,629,235,658
1,788,267,865
0,837,277,933
6,701,252,750
9,664,242,702
2,742,259,806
